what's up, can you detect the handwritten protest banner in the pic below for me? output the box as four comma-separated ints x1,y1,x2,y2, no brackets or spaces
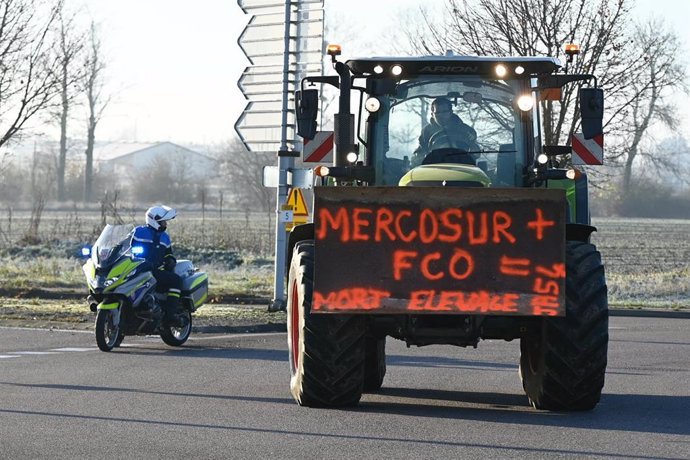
313,187,566,316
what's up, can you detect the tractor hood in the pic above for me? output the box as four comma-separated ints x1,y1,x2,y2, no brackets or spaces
398,164,491,187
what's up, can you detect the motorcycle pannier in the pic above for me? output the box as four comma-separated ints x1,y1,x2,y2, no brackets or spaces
182,272,208,311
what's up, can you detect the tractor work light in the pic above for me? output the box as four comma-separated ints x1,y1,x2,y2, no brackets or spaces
373,65,384,74
346,152,359,163
515,65,525,75
537,154,548,165
566,168,582,180
365,97,381,113
495,64,507,78
517,94,534,111
391,64,403,76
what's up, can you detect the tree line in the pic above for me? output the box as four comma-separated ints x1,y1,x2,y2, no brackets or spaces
0,0,108,204
0,0,275,217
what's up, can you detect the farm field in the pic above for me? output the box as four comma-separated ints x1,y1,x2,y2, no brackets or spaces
0,209,688,329
591,217,690,309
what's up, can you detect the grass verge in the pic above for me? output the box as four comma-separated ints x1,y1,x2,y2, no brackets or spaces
0,298,286,331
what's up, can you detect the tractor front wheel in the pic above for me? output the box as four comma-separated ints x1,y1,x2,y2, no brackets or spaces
287,240,366,407
519,241,608,411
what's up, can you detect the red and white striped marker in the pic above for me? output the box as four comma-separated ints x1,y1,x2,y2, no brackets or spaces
303,131,334,163
571,133,604,165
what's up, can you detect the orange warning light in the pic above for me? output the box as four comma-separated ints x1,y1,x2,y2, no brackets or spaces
327,44,342,57
564,43,580,56
314,165,330,177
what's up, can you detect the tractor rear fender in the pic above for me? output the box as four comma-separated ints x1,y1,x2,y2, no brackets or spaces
287,223,314,273
566,223,596,242
548,171,590,225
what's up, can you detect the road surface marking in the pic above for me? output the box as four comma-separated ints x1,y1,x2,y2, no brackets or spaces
51,348,93,352
8,351,61,355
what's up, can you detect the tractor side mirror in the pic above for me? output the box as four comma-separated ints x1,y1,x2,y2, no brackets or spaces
295,89,319,140
580,87,603,139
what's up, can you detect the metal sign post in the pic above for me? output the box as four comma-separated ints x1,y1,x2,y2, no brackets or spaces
272,0,295,311
235,0,324,310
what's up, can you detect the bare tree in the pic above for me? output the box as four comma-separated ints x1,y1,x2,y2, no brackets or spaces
22,189,45,244
217,139,276,216
53,3,85,201
400,0,688,189
615,19,688,194
83,20,110,202
403,0,630,144
0,0,63,148
129,155,197,203
99,190,125,228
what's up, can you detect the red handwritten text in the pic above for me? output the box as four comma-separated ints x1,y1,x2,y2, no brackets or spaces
312,288,391,311
316,206,516,245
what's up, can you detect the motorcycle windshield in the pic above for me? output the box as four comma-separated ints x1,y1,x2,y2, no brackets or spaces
91,224,134,268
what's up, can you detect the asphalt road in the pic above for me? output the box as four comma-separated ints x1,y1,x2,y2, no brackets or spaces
0,316,688,459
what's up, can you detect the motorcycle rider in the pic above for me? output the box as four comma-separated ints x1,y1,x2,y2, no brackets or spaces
131,205,184,327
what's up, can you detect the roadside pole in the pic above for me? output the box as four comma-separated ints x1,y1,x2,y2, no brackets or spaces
270,0,297,311
235,0,324,311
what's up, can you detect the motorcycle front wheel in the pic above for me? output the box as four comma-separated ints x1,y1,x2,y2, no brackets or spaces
160,310,192,346
95,309,120,352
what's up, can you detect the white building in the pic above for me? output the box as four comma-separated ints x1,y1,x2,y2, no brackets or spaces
95,141,217,180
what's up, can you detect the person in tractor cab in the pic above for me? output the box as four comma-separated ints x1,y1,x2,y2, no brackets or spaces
413,97,479,166
131,205,184,327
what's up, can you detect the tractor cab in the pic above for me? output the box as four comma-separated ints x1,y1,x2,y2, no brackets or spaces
349,56,560,188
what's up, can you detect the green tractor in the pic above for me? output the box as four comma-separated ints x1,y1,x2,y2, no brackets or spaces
287,45,608,411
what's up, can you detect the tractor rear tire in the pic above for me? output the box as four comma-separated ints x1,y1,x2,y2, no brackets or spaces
363,336,386,392
287,241,366,407
519,241,608,411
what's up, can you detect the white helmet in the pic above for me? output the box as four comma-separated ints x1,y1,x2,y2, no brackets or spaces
145,205,176,230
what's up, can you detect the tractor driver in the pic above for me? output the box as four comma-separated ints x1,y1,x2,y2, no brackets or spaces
412,97,479,166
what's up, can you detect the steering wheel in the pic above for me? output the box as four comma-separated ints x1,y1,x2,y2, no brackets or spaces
422,148,476,166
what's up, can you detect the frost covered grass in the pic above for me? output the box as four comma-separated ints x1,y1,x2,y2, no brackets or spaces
205,261,273,299
607,270,690,309
592,218,690,309
0,256,85,289
0,255,274,300
0,297,286,331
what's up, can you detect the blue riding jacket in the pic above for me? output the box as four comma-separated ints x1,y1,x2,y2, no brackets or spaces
131,225,173,270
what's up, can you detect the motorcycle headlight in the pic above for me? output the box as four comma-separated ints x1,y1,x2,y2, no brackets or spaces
104,277,119,287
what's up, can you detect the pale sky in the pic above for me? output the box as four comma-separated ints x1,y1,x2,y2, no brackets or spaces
78,0,689,146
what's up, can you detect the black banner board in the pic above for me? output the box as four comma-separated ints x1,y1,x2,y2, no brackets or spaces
313,187,566,316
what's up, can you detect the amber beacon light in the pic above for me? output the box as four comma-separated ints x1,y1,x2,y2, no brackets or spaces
327,44,342,62
564,43,580,63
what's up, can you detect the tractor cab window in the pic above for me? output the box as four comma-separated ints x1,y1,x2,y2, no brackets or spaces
368,75,529,187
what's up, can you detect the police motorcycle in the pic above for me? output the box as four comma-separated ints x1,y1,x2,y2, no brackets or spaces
82,224,208,352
